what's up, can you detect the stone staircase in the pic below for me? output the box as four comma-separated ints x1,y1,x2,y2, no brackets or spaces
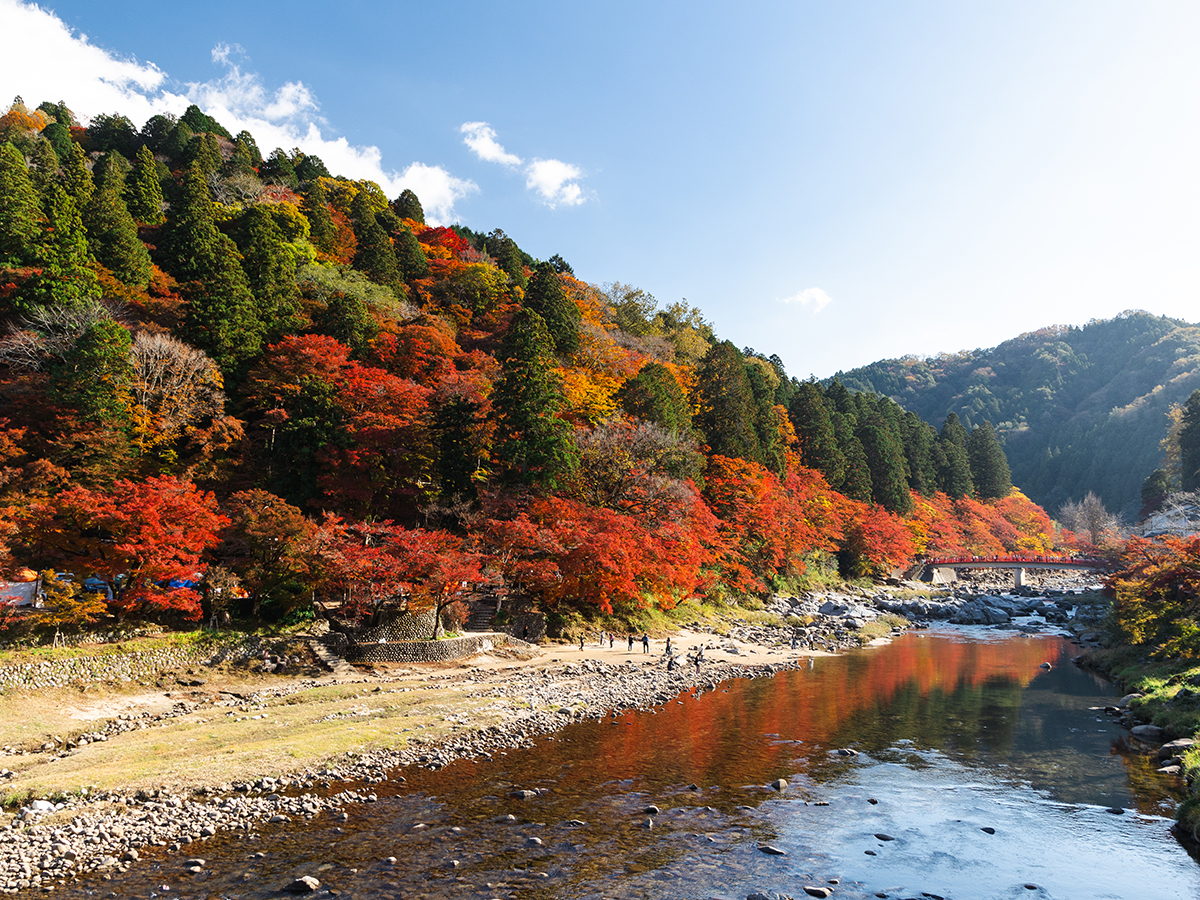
463,596,499,632
308,640,359,679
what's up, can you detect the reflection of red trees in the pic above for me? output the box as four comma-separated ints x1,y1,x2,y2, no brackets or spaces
590,635,1060,787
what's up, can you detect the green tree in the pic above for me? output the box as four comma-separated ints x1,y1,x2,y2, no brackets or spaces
85,170,152,288
789,380,844,486
167,167,263,372
616,362,692,436
901,410,938,496
485,229,527,289
189,132,222,178
30,185,99,309
260,147,298,188
435,396,484,502
1180,389,1200,492
293,153,329,183
311,289,378,357
492,308,578,488
301,178,337,255
1140,468,1172,519
40,122,73,163
744,354,786,476
59,142,94,210
967,420,1012,499
523,261,580,356
0,141,40,265
86,113,136,157
127,145,165,224
392,188,424,223
937,412,975,498
393,225,429,280
28,139,60,196
235,205,301,339
693,340,761,464
180,104,231,139
350,189,400,292
49,318,134,426
858,408,912,514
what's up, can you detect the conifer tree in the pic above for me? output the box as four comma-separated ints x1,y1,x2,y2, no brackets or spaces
59,142,94,211
836,413,874,503
901,410,939,496
1179,390,1200,492
393,225,429,281
858,409,912,513
492,308,578,488
694,341,761,464
967,421,1012,499
301,178,337,255
0,141,41,265
167,167,262,371
523,262,580,356
435,396,484,501
190,133,222,178
127,145,165,225
745,355,786,476
40,122,73,163
85,172,152,288
236,206,301,339
93,151,131,193
259,148,298,187
30,184,99,309
616,362,692,436
789,380,845,486
350,190,400,292
937,412,975,498
29,139,60,196
485,229,527,289
393,188,424,223
49,318,133,426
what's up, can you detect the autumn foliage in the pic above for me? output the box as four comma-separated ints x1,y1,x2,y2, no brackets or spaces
0,96,1072,632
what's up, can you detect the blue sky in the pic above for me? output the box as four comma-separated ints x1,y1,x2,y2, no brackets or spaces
2,0,1198,378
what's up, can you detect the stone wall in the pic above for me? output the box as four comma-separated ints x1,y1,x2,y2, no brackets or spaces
355,611,439,643
345,632,511,664
0,639,263,692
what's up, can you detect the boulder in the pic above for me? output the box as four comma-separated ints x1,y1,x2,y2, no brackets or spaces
1130,724,1165,743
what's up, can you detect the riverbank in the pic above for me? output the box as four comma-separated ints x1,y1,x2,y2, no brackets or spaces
0,576,1100,892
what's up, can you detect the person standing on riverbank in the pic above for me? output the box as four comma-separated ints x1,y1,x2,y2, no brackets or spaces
642,633,650,653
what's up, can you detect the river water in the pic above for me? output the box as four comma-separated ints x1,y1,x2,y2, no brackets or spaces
63,627,1200,900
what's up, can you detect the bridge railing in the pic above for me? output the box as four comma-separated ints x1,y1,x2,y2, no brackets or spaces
925,555,1113,569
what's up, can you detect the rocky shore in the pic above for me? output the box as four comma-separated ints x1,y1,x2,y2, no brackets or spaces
0,576,1100,893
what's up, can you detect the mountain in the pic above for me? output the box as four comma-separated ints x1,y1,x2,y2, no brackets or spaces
830,310,1200,518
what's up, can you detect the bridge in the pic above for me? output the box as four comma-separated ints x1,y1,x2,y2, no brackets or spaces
920,554,1115,588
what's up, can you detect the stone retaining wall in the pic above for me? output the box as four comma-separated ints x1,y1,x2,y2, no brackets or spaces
345,632,511,664
0,639,263,691
355,611,439,643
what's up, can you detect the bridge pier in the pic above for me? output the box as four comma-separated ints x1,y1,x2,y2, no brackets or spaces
1013,567,1025,589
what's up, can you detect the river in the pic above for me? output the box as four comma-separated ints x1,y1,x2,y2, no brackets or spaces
59,627,1200,900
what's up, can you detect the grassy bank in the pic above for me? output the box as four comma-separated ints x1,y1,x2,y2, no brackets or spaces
1084,645,1200,838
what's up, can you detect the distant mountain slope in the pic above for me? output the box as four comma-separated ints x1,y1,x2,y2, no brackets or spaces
831,310,1200,517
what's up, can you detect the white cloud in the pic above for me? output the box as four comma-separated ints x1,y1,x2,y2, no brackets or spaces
525,158,585,207
460,121,522,166
0,0,476,223
779,287,833,312
460,121,588,207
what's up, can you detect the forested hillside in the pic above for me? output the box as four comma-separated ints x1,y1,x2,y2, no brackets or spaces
833,312,1200,518
0,96,1075,631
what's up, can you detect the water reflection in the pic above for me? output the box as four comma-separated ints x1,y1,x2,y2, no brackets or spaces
61,629,1198,900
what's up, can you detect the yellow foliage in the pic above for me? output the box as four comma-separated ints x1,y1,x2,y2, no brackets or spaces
557,366,621,425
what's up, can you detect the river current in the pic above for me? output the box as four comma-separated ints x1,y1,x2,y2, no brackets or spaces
63,626,1200,900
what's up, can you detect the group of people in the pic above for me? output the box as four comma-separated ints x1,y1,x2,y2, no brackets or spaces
573,631,704,673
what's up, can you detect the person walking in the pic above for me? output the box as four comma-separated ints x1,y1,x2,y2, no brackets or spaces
608,632,614,649
642,632,650,653
628,634,634,651
579,633,585,651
